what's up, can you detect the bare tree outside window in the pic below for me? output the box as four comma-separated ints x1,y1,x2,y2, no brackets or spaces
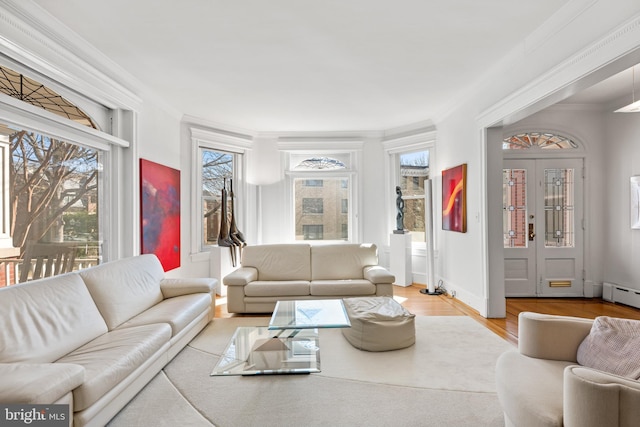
10,130,99,252
202,149,233,246
0,66,104,285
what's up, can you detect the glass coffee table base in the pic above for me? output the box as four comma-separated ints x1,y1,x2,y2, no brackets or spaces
210,327,320,376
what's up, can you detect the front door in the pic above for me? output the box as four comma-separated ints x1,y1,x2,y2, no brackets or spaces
503,158,584,297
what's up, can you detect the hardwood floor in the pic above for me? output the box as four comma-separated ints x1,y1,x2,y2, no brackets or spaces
215,284,640,347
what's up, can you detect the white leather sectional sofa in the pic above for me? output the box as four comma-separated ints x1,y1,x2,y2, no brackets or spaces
496,312,640,427
0,254,216,427
224,243,395,313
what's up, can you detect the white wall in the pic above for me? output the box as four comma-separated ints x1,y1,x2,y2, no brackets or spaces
435,104,485,303
603,112,640,289
136,92,184,277
4,0,640,315
432,2,640,316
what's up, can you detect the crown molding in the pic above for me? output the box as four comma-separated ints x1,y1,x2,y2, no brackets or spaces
0,0,142,111
382,121,436,153
477,12,640,127
277,136,364,152
183,114,256,139
190,126,253,153
524,0,599,55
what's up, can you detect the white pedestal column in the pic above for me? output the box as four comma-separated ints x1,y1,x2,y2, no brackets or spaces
210,246,239,296
390,232,412,287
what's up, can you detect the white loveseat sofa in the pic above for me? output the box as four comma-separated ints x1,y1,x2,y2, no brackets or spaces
0,254,216,427
496,311,640,427
223,243,395,313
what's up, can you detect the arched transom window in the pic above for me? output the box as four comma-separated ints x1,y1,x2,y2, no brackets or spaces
294,156,346,170
0,65,96,128
503,132,578,150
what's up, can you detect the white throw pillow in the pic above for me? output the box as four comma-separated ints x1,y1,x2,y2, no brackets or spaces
577,316,640,379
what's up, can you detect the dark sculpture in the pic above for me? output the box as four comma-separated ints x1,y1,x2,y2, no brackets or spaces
228,178,246,250
395,185,405,233
216,178,247,267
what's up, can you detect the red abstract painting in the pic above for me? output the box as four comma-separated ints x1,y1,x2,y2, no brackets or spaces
140,159,180,271
442,164,467,233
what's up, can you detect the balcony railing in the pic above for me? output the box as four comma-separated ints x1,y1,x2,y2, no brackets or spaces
0,243,101,287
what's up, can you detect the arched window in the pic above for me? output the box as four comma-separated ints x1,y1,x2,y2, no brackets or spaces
503,132,578,150
0,66,96,128
287,153,355,242
294,156,346,170
0,65,103,284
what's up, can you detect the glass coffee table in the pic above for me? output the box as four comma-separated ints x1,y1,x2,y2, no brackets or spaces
211,299,350,376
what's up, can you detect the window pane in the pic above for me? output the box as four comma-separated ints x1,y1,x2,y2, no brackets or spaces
503,132,578,150
0,126,102,285
295,177,348,241
399,151,428,243
302,198,323,214
202,149,233,246
544,168,575,247
303,224,323,240
503,169,527,248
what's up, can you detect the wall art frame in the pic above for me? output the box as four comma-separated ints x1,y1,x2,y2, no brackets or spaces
442,163,467,233
140,158,181,271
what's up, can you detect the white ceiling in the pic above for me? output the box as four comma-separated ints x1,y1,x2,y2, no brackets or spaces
31,0,589,132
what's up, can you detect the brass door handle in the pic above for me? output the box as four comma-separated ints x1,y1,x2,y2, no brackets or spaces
528,224,535,241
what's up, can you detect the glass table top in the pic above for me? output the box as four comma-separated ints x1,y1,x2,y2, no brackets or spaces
268,299,351,330
210,327,320,376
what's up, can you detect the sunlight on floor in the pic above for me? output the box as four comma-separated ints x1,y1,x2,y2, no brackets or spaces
393,295,408,304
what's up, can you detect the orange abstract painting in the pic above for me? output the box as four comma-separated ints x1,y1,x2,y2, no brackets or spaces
442,164,467,233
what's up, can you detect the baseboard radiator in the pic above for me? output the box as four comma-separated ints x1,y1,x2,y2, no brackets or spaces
603,282,640,310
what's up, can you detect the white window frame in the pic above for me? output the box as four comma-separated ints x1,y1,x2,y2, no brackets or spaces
383,128,436,253
0,3,144,262
190,127,250,255
0,88,129,262
281,138,363,243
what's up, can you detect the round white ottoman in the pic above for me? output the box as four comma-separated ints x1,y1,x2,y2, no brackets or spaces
342,296,415,351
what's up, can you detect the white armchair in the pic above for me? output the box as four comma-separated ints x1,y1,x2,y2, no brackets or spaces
496,311,640,427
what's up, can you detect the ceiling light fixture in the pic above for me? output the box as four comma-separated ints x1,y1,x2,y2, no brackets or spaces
615,65,640,113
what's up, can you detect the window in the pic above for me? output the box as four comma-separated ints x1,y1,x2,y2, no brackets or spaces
201,148,234,247
295,177,348,240
302,225,323,240
290,155,354,242
503,169,527,248
398,151,429,243
0,65,107,285
192,128,248,254
503,132,578,150
302,198,323,214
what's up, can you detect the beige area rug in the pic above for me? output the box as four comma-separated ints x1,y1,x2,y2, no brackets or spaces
108,316,514,427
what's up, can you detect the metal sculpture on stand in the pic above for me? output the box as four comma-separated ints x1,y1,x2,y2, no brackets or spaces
217,178,238,266
229,178,246,253
217,178,246,267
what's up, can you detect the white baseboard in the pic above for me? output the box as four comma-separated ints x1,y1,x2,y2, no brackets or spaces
584,280,602,298
603,282,640,310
